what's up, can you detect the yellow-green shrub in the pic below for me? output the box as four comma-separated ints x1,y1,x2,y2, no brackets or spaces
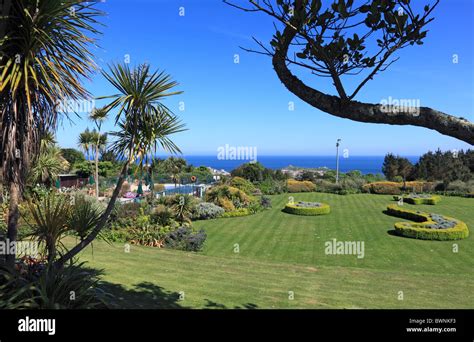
287,179,316,193
153,183,165,192
221,208,251,218
283,202,330,216
393,195,441,205
363,181,435,195
205,185,255,212
230,177,256,195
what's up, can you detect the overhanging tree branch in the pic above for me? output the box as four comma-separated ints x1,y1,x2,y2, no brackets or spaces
272,21,474,144
225,0,474,145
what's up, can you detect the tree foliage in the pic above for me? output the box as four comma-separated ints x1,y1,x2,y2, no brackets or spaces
225,0,473,144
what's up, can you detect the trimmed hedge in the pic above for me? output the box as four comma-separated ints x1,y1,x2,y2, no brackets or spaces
363,181,436,195
283,202,330,216
386,204,469,240
393,194,441,205
287,179,316,193
221,208,251,218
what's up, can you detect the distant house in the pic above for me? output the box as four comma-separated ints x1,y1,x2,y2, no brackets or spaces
58,174,89,188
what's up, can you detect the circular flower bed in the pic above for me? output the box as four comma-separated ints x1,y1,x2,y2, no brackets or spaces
283,201,330,216
386,204,469,240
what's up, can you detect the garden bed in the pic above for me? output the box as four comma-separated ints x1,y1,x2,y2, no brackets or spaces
393,194,441,205
283,201,330,216
386,204,469,240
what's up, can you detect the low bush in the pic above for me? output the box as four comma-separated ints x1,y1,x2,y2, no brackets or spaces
164,227,207,251
287,179,316,193
230,177,257,195
362,182,402,195
283,201,330,216
221,208,251,218
446,180,474,194
129,224,170,247
315,179,342,193
260,196,272,209
151,205,175,226
0,261,109,309
386,204,469,240
153,183,166,192
363,181,437,195
119,181,131,197
116,201,142,219
192,202,224,220
256,178,286,195
205,185,255,212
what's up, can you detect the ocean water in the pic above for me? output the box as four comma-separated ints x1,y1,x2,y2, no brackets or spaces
178,155,420,174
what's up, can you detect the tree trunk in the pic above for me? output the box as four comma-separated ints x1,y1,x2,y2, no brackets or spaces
5,182,19,267
95,145,99,198
54,160,130,268
47,238,56,264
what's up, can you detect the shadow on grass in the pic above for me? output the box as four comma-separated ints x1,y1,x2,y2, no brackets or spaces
101,281,187,309
204,299,258,309
79,266,258,309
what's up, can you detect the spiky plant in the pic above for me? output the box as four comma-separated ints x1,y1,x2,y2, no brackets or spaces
55,62,186,268
0,0,103,266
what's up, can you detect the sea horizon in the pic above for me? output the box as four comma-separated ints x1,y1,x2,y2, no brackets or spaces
150,155,421,174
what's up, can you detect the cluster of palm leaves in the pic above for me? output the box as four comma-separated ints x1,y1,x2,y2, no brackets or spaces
25,191,104,263
29,133,69,186
55,63,187,267
0,0,103,183
1,0,187,273
0,261,110,309
78,107,109,197
0,0,104,266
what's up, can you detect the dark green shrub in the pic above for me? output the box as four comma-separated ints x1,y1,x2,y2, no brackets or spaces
257,178,286,195
117,201,142,219
164,227,207,251
0,261,110,309
260,196,272,209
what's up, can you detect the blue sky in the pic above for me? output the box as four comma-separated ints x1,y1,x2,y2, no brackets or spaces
56,0,474,156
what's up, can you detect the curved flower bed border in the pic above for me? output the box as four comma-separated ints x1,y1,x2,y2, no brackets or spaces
386,204,469,240
283,202,331,216
393,194,441,205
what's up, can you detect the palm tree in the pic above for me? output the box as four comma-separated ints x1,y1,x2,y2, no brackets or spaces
55,62,186,268
89,107,109,197
78,129,94,162
0,1,102,266
29,145,68,187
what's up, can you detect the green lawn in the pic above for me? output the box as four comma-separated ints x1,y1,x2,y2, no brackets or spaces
76,193,474,309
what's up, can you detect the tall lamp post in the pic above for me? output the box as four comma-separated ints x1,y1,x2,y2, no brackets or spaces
336,138,342,184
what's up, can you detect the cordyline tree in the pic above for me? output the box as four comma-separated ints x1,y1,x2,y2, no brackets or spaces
224,0,474,145
54,62,186,268
0,0,103,266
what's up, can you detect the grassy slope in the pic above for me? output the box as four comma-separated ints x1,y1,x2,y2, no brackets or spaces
77,193,474,309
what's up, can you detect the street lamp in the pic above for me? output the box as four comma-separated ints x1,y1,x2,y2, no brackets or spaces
336,139,342,184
